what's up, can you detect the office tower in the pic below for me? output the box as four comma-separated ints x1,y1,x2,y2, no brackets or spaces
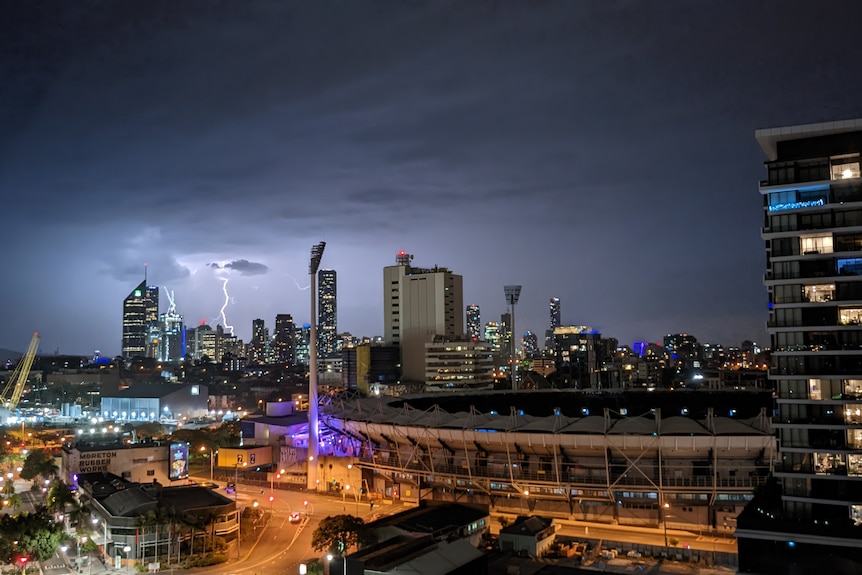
295,324,311,365
484,322,500,353
250,318,267,364
274,314,296,365
737,119,862,574
500,312,512,357
549,297,561,328
466,304,481,341
157,309,184,362
522,331,538,358
318,269,337,357
122,280,159,359
384,252,464,384
553,326,602,389
546,296,562,351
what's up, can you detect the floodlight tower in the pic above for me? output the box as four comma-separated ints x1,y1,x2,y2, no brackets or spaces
307,242,326,491
504,285,522,391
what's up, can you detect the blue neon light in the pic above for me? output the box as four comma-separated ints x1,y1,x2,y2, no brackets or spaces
768,198,825,212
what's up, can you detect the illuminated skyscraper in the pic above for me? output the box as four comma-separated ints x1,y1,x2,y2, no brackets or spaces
318,269,337,357
466,304,481,340
522,331,538,358
550,297,561,328
157,310,184,362
500,312,512,357
251,318,267,364
122,280,158,359
295,324,311,365
546,296,561,351
384,252,464,384
274,314,296,365
484,322,500,353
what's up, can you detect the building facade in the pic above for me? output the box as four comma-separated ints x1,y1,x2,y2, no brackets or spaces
319,269,338,357
274,313,296,365
383,252,464,384
738,118,862,574
466,304,481,341
122,280,159,359
323,390,774,532
424,338,495,392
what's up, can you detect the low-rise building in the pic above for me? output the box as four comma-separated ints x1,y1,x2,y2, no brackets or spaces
499,516,556,557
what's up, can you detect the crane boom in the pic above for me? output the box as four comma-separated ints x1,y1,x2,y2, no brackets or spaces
1,332,39,410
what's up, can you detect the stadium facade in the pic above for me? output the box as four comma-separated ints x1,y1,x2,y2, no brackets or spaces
321,389,775,531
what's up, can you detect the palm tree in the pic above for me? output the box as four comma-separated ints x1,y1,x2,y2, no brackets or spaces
46,479,77,516
136,509,160,565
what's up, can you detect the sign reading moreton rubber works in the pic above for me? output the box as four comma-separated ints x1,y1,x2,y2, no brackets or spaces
78,450,119,473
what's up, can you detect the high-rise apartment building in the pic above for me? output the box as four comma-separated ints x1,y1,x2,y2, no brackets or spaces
466,304,481,341
383,252,464,384
424,338,495,391
274,314,295,365
122,280,159,359
250,318,267,364
546,296,562,351
318,269,337,356
500,312,512,358
521,331,538,358
550,297,561,328
737,119,862,574
295,324,311,366
484,322,500,353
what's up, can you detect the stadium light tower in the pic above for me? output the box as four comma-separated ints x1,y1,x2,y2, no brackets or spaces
504,285,522,391
307,242,326,491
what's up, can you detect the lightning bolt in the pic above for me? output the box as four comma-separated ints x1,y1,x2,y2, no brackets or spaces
219,277,235,334
289,275,311,290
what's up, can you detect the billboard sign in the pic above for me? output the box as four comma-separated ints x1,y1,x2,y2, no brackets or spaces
169,441,189,481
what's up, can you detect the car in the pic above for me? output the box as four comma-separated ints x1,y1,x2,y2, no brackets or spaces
225,482,236,494
289,511,302,524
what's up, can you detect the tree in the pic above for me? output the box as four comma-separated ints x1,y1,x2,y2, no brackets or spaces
46,480,77,515
133,422,167,441
20,450,57,482
311,515,376,556
0,506,65,562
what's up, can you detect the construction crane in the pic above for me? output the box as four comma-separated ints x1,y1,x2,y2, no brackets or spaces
1,333,39,411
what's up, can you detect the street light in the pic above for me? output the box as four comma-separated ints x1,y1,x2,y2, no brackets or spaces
200,446,215,482
504,285,522,391
662,502,670,556
234,462,247,501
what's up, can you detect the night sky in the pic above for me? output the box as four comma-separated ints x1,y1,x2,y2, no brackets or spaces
3,1,862,357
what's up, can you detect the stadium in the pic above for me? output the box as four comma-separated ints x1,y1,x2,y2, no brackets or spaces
321,389,775,532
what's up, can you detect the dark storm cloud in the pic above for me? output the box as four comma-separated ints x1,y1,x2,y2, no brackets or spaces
2,0,862,354
223,260,268,276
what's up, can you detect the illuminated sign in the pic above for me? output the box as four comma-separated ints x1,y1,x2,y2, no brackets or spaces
169,442,189,481
768,198,825,212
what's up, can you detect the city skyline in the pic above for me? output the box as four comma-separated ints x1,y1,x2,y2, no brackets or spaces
4,1,862,356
